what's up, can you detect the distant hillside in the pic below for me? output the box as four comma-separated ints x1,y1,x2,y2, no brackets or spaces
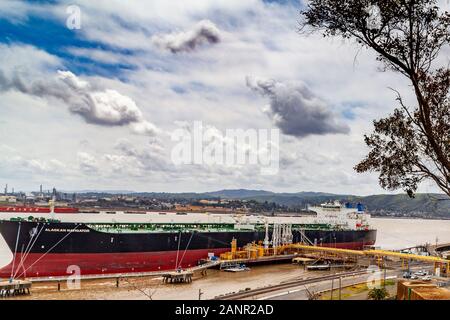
235,194,345,209
232,192,450,217
130,192,209,200
205,189,344,200
239,192,450,218
127,189,343,201
205,189,275,198
67,189,136,194
79,189,450,218
350,194,450,217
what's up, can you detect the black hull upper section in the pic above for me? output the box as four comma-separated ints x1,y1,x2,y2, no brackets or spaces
0,220,376,254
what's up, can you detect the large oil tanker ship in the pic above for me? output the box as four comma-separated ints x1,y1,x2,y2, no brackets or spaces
0,201,376,278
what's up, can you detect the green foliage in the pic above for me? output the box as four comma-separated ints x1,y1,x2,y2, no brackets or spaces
300,0,450,197
368,287,389,300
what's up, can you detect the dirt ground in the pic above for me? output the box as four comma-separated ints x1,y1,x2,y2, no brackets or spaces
10,264,326,300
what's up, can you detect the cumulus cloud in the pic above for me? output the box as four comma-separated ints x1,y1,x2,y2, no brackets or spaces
0,145,68,180
151,19,221,53
130,120,160,136
56,71,144,126
246,76,350,138
76,139,172,178
77,152,99,174
0,69,158,136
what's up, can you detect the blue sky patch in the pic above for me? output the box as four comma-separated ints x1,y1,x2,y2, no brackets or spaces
0,14,137,77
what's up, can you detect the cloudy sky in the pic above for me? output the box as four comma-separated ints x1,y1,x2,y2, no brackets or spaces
0,0,443,195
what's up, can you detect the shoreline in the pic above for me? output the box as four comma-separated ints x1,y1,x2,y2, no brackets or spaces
9,264,323,300
371,216,450,221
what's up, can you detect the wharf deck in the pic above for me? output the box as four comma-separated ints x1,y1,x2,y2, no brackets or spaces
219,254,297,266
0,280,31,297
23,260,222,283
162,271,194,284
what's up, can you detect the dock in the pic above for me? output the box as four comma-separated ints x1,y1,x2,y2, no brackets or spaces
0,280,32,298
292,257,315,265
160,260,223,283
162,270,194,283
218,253,298,267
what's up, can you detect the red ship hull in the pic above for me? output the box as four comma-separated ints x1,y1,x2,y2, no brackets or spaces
0,241,373,278
0,249,228,278
54,208,79,213
0,206,79,214
0,206,51,213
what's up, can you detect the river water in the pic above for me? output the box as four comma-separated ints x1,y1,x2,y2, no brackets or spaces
0,216,449,269
370,218,450,250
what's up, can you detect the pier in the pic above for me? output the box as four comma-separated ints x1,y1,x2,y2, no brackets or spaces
217,241,450,276
0,280,31,298
162,270,194,284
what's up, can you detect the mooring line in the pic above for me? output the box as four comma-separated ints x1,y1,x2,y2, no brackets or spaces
177,232,195,269
14,223,40,278
175,230,182,270
14,223,46,279
16,224,81,279
10,222,21,280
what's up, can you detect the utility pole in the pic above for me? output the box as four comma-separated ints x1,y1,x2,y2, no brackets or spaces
339,277,342,300
330,279,334,300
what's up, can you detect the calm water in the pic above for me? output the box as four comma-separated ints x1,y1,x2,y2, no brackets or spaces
0,216,449,268
371,218,450,250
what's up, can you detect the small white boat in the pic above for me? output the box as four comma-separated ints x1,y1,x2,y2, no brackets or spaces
223,264,251,272
306,264,331,271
